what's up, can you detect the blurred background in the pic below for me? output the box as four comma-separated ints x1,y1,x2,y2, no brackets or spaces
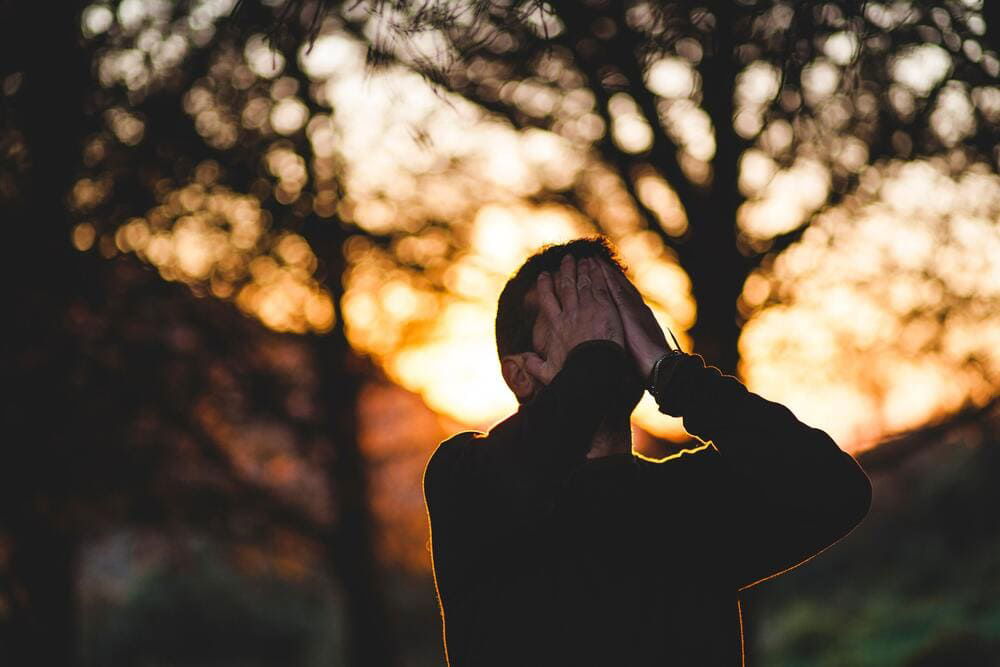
1,0,999,665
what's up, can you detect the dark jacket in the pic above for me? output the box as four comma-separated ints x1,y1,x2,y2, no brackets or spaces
423,339,872,666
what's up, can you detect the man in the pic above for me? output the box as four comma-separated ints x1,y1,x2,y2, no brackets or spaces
423,236,872,666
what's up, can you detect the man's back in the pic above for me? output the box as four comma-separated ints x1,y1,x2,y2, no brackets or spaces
423,341,871,666
426,429,744,666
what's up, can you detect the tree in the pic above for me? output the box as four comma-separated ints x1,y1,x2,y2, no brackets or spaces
4,0,998,662
236,0,1000,376
1,2,401,665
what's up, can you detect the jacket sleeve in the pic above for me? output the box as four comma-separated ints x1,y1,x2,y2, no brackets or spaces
423,339,636,580
649,352,873,591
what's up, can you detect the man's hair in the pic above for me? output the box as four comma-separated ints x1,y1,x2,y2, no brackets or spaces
494,234,628,362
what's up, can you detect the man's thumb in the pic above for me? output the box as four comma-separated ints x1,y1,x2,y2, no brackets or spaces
522,353,553,385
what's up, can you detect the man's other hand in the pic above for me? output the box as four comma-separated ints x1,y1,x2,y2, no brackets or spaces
594,258,670,381
522,255,625,385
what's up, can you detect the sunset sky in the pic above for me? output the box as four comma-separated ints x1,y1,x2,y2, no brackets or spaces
7,3,996,664
76,4,1000,455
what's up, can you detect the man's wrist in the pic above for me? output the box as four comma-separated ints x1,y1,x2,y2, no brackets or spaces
646,348,683,391
641,328,684,383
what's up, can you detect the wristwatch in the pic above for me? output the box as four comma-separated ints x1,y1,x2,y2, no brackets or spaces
646,327,685,392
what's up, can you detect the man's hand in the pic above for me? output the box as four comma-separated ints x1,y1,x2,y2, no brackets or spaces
522,254,625,385
594,258,672,381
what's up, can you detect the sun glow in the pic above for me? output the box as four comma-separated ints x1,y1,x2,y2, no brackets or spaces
110,176,334,334
76,10,998,462
339,200,697,439
740,158,1000,452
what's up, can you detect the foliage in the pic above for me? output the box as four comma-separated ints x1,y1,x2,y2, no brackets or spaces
747,410,1000,666
228,0,1000,395
80,531,347,667
1,1,999,664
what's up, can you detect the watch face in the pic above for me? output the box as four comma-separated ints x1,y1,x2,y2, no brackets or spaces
649,351,683,390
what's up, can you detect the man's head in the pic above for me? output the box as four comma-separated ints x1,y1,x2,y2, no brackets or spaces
495,235,641,410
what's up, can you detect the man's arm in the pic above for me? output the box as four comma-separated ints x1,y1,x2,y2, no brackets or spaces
649,352,873,590
593,258,870,590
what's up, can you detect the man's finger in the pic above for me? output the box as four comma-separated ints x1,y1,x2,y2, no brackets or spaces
535,271,561,317
587,257,613,304
599,259,644,307
596,259,629,309
575,257,595,303
523,353,553,385
555,254,578,312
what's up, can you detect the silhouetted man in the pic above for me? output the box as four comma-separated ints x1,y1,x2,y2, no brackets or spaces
423,236,872,666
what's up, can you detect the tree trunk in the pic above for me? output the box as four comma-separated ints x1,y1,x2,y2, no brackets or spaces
677,4,751,378
678,189,748,377
303,217,401,667
3,526,79,666
2,3,92,664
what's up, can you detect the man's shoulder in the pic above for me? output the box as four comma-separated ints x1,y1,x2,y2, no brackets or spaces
423,411,523,492
442,429,489,447
426,410,522,466
423,430,487,483
422,430,490,513
434,429,489,456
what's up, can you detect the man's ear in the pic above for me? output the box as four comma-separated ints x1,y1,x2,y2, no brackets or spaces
500,354,541,402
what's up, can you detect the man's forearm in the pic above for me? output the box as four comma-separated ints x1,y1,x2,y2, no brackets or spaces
650,353,871,522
